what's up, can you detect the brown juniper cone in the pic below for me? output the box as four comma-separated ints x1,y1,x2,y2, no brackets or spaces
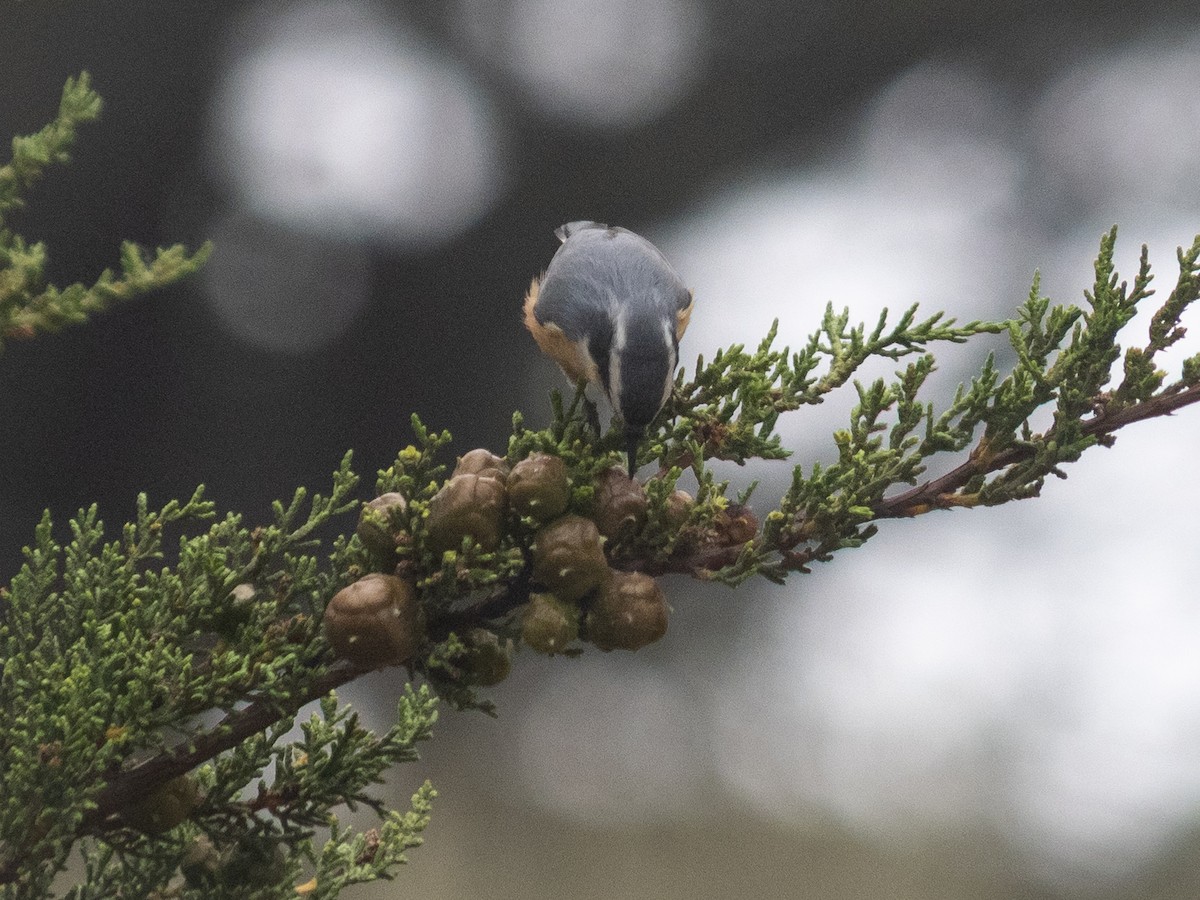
210,582,258,638
181,834,221,887
663,489,695,530
120,774,200,834
531,514,610,602
507,452,571,521
356,491,408,556
521,592,581,655
220,834,288,889
592,465,648,540
463,627,513,685
661,488,701,554
322,573,423,669
425,472,507,553
453,448,511,483
586,571,669,651
714,502,758,545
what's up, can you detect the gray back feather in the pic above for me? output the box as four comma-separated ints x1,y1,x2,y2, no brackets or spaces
536,221,689,341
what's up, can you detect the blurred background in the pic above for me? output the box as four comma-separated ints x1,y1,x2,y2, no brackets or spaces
4,1,1200,897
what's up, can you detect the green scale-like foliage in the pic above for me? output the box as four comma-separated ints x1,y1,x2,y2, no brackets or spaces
0,457,439,898
5,73,1200,898
0,73,210,350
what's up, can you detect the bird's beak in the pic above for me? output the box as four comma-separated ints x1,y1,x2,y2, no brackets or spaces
626,429,641,479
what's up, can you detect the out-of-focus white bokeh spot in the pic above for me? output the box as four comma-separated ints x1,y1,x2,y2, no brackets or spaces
661,60,1027,460
208,0,502,247
512,658,705,824
455,0,706,126
1034,34,1200,211
710,518,1039,828
667,59,1025,344
710,412,1200,888
999,412,1200,886
202,213,371,353
861,60,1023,212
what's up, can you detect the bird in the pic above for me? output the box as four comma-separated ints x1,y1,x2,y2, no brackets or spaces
523,221,693,477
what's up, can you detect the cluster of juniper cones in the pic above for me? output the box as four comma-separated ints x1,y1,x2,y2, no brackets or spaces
323,449,700,675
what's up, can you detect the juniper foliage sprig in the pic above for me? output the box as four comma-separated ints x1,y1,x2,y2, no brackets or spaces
0,457,441,898
703,227,1200,585
305,782,435,900
652,308,1005,467
0,73,210,351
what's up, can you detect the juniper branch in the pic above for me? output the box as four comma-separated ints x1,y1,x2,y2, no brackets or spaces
873,378,1200,519
0,73,210,351
76,663,360,842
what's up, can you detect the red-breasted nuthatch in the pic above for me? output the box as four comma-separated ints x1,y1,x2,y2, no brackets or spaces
523,221,694,477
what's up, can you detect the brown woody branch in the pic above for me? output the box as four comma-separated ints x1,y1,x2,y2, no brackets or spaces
0,665,364,885
873,380,1200,519
84,663,360,832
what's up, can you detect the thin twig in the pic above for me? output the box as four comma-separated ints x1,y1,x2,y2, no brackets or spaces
82,663,360,834
874,380,1200,519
